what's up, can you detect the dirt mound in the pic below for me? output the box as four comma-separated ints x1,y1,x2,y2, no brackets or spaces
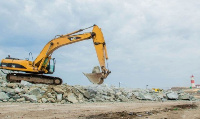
86,104,198,119
172,103,198,110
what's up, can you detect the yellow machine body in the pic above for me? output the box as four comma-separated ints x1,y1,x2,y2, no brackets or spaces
0,25,110,84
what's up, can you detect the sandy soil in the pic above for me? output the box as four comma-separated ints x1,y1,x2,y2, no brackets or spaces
0,101,199,119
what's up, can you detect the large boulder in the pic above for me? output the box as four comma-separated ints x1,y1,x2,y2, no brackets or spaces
0,87,15,93
133,91,151,100
21,80,32,86
119,95,129,102
6,83,18,89
56,94,62,102
41,98,47,103
66,93,78,103
136,92,155,101
156,93,164,99
178,93,191,100
0,92,9,100
0,76,7,84
53,86,64,94
126,92,134,99
12,95,21,100
1,82,7,87
14,87,24,93
28,88,44,99
47,98,56,103
94,96,105,102
166,92,178,100
77,88,90,99
77,93,84,102
47,93,53,98
21,94,37,103
29,88,41,95
16,97,25,102
71,88,82,97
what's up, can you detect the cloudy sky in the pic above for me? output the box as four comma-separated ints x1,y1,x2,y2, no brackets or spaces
0,0,200,89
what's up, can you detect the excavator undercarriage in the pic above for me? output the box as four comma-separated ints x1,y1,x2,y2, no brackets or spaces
6,73,62,85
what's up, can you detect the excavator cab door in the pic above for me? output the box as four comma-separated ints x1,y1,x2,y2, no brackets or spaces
47,58,56,74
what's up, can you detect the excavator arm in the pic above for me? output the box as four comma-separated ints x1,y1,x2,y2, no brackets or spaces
83,25,111,84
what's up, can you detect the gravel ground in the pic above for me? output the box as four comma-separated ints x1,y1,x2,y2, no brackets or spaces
0,101,199,119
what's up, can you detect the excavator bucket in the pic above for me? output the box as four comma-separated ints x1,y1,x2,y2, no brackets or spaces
83,66,104,84
83,73,104,84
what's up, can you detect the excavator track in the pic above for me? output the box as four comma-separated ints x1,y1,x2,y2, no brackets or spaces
6,73,62,85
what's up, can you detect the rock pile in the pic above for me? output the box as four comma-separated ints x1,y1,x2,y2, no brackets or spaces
0,76,197,103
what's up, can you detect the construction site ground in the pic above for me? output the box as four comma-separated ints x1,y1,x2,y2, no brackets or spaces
0,101,199,119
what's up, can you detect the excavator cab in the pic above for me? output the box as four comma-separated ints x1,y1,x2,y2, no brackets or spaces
46,58,56,74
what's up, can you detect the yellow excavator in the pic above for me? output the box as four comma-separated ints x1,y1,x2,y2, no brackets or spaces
0,25,111,85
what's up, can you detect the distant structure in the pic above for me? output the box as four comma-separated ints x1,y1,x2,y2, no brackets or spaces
191,75,196,88
196,84,200,88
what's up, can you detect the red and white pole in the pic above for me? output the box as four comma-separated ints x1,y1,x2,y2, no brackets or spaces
191,75,195,88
